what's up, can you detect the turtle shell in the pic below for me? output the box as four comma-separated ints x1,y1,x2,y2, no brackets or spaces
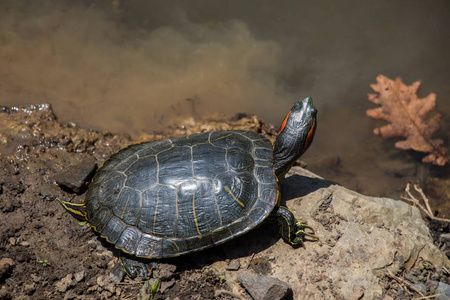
84,130,279,258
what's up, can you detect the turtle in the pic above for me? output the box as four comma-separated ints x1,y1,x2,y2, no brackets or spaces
59,97,317,279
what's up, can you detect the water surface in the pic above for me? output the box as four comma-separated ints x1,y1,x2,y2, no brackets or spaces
1,0,449,214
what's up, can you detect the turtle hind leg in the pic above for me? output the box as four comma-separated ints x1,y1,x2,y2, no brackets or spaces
57,198,87,221
271,206,318,246
120,255,158,280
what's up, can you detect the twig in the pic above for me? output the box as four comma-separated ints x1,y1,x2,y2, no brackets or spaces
413,294,449,300
246,253,256,269
401,183,450,223
385,268,426,298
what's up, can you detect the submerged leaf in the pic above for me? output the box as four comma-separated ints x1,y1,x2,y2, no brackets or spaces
366,75,448,166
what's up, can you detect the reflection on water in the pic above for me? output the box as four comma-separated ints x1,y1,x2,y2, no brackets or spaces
0,0,449,214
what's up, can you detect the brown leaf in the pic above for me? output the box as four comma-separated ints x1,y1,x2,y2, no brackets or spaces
366,74,448,166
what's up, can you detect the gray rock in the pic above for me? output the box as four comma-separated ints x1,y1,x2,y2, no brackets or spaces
208,167,450,299
226,259,241,271
436,282,450,300
237,271,292,300
55,154,96,194
411,283,427,294
74,271,85,282
109,263,125,283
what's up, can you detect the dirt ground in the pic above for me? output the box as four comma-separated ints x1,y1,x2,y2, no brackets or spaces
0,104,274,299
0,104,448,299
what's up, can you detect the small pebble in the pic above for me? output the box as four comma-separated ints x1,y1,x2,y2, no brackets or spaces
74,271,85,282
87,285,98,293
30,274,41,283
237,271,292,300
152,263,176,281
0,258,15,279
55,274,76,293
160,279,176,293
226,259,241,271
97,275,116,294
411,283,427,294
19,241,30,247
348,289,364,300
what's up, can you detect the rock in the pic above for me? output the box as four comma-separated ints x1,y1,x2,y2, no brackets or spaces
63,291,77,300
436,282,450,300
55,154,96,194
209,167,450,299
55,274,76,293
0,258,15,279
226,259,241,271
152,263,176,281
19,241,30,247
347,289,364,300
97,275,116,294
74,270,85,282
248,258,271,275
109,263,125,283
237,271,292,300
160,279,176,293
411,283,427,294
87,285,98,293
22,282,36,295
101,290,113,298
30,274,41,283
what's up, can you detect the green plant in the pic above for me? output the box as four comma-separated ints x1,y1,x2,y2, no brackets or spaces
218,275,226,284
139,279,159,300
419,262,432,271
39,259,50,267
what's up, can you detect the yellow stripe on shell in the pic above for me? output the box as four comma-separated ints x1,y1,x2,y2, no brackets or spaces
192,194,201,235
224,186,245,207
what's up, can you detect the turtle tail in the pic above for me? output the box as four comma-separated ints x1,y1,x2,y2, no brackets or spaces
57,198,87,221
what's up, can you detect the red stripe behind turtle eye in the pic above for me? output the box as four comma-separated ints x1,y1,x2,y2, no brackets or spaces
278,111,291,134
305,118,316,146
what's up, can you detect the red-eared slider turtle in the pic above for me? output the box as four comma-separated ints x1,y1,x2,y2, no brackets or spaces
59,97,317,278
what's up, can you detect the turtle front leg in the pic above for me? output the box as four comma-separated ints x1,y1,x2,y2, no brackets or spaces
120,256,158,280
271,206,317,246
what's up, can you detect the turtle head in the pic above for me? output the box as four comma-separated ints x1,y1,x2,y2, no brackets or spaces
273,97,317,178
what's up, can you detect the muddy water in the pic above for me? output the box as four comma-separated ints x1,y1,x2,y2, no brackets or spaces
1,1,449,214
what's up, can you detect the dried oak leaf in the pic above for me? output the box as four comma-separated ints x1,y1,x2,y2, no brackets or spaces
367,74,448,166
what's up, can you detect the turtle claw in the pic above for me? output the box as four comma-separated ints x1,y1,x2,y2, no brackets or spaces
293,221,319,242
120,256,157,280
272,206,319,246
